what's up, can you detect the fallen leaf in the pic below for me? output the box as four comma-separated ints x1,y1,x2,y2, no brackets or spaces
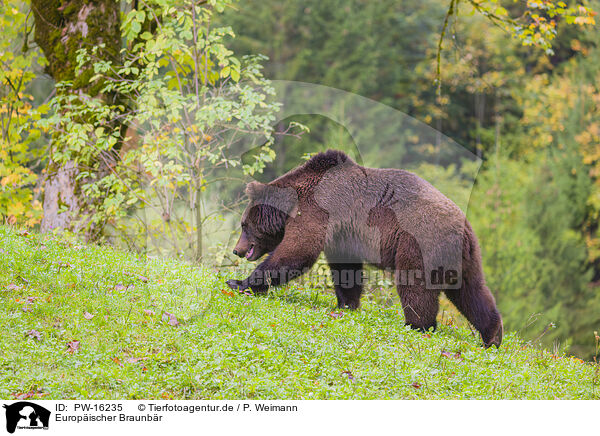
26,296,37,303
13,390,45,400
311,322,326,331
113,357,123,366
441,350,463,361
328,311,344,319
143,309,155,316
83,312,94,320
26,329,42,341
162,312,179,327
17,230,30,237
411,382,421,389
221,289,234,297
66,340,80,354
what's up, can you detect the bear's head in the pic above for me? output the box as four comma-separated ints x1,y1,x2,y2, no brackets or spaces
233,181,298,261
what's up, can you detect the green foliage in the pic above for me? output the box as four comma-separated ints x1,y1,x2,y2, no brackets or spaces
469,148,600,357
435,0,597,96
0,1,45,227
524,147,597,355
458,0,596,54
1,226,599,399
37,0,283,257
222,0,445,108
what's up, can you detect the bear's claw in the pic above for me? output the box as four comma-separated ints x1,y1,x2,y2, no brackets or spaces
226,279,248,291
483,317,503,348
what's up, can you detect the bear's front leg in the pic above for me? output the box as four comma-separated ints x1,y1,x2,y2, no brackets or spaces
227,258,310,294
226,220,323,294
327,261,364,309
225,279,250,291
226,269,270,294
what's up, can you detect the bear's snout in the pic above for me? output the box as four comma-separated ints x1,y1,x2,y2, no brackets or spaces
233,240,257,260
233,232,251,258
233,247,245,257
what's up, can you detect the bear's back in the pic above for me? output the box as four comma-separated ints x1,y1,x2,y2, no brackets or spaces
311,159,466,275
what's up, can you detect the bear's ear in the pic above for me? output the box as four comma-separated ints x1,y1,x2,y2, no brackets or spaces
245,181,267,199
246,182,298,217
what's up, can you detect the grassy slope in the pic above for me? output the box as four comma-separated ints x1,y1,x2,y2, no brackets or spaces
0,226,598,400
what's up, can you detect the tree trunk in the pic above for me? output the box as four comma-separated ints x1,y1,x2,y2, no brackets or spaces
30,0,121,234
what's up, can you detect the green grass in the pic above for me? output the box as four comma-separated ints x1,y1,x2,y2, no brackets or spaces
0,225,598,399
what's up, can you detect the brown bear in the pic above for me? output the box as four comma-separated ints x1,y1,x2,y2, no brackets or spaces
227,150,503,347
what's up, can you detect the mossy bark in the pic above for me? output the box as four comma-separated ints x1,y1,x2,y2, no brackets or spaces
30,0,122,234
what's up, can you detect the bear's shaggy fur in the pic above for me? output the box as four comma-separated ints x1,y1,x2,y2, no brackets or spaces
227,150,503,347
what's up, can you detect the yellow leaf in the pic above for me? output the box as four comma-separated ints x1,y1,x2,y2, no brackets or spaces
495,6,508,16
1,173,21,187
574,16,595,25
7,201,25,216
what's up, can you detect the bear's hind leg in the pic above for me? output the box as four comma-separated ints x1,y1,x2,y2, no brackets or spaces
444,280,502,348
328,262,364,309
394,234,439,332
396,282,440,332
